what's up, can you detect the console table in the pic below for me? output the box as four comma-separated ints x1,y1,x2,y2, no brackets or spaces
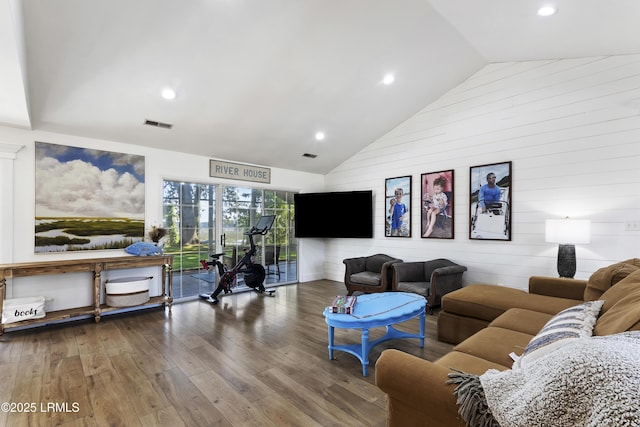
0,255,173,334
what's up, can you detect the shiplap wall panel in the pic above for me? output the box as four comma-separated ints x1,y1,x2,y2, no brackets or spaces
322,55,640,291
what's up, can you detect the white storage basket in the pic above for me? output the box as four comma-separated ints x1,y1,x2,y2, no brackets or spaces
2,296,47,324
105,276,151,307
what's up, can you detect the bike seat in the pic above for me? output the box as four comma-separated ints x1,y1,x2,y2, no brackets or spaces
210,253,225,259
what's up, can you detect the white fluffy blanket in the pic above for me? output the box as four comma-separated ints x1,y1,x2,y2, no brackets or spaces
479,332,640,427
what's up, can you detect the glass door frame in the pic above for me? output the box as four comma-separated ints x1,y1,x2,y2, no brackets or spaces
220,185,297,290
162,179,297,301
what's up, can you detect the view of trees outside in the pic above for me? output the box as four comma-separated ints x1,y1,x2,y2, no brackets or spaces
263,190,295,249
163,181,216,271
162,180,296,285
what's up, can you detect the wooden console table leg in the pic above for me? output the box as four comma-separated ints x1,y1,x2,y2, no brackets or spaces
0,276,5,335
165,262,173,312
94,264,102,323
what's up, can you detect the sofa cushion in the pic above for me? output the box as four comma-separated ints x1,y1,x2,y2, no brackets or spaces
349,271,381,286
584,258,640,301
437,311,490,345
442,284,579,323
515,300,603,368
528,276,587,300
396,281,429,297
597,268,640,313
435,351,511,374
595,288,640,336
453,327,533,368
489,308,553,336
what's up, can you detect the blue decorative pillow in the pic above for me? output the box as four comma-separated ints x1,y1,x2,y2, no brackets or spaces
515,300,604,368
125,242,163,256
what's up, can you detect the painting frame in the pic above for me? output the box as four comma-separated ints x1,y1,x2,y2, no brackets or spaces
421,170,454,239
469,161,512,241
385,175,412,237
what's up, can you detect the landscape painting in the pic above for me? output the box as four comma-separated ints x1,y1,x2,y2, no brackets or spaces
35,142,145,253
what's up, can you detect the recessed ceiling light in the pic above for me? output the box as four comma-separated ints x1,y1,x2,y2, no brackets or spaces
537,6,557,16
161,87,176,100
382,74,395,85
315,132,325,141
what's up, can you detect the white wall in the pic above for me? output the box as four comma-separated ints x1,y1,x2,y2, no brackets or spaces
3,54,640,300
0,127,325,309
323,55,640,291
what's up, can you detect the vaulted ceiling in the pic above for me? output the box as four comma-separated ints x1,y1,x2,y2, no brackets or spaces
2,0,640,173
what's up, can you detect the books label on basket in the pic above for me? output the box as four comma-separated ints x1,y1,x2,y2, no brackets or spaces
331,295,357,314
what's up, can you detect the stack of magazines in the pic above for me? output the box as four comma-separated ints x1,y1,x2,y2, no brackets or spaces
331,295,357,314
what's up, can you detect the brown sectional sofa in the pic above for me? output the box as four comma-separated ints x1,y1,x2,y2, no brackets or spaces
437,276,585,345
375,260,640,427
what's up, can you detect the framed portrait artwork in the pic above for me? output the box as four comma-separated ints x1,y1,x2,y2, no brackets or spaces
469,161,512,241
385,175,411,237
421,170,454,239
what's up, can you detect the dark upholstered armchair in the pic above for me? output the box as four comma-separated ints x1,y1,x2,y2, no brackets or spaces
343,254,403,295
391,258,466,313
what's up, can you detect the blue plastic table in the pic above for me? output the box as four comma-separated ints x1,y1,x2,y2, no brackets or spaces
323,292,426,376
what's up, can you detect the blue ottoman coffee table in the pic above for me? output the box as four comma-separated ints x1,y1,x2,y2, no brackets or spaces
323,292,426,376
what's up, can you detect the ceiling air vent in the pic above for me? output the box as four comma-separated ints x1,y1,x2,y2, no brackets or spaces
144,119,173,129
302,153,318,158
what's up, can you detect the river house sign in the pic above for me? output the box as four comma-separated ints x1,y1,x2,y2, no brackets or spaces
209,159,271,184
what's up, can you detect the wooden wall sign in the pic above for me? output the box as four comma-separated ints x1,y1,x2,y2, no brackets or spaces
209,159,271,184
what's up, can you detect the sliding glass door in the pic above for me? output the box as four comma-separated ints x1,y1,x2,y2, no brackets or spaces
162,181,217,299
262,190,296,283
162,180,296,300
221,187,297,287
220,186,262,273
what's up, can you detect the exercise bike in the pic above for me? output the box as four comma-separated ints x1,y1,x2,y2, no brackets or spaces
199,215,276,304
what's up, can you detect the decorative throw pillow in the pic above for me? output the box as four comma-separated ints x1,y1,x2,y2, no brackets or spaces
584,259,640,301
594,290,640,336
125,242,163,256
598,268,640,313
515,300,604,368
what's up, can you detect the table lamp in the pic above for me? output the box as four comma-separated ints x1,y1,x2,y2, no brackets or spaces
545,218,591,278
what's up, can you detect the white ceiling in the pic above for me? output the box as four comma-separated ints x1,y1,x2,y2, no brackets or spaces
2,0,640,174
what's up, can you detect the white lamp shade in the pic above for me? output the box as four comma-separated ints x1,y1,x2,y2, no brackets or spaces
545,219,591,244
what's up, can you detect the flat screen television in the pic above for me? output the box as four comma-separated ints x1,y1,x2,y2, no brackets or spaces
294,190,373,238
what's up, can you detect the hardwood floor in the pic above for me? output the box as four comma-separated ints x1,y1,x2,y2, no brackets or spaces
0,280,453,427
